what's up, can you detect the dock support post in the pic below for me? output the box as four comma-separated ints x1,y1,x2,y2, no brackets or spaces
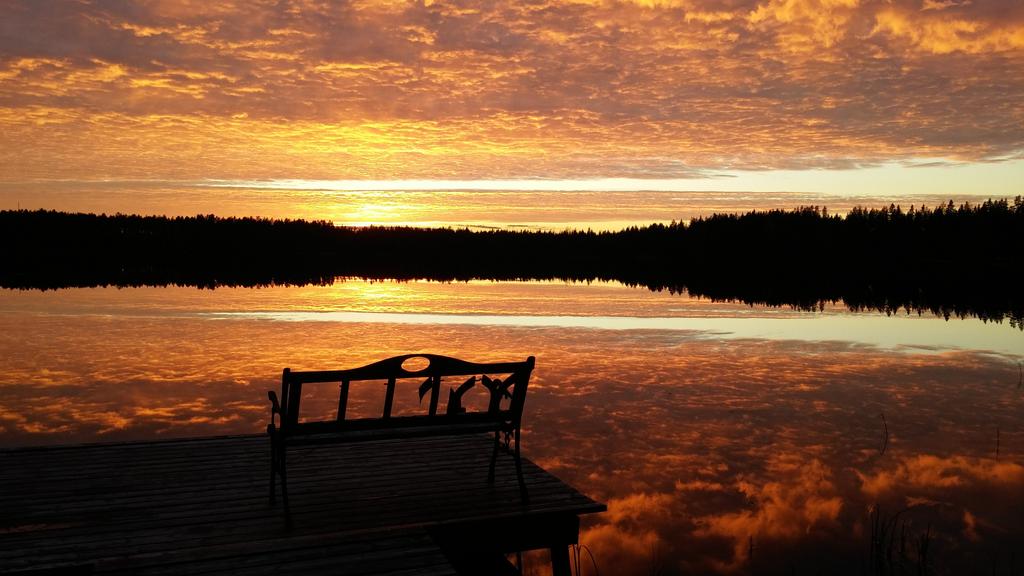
550,545,571,576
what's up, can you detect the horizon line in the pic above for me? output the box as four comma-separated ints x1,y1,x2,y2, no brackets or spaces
2,156,1023,196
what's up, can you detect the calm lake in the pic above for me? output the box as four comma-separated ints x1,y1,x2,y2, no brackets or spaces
1,279,1021,574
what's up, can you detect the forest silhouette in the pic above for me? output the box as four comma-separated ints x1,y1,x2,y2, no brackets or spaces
2,197,1022,328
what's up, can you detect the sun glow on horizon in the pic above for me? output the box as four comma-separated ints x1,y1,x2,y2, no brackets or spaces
198,159,1024,197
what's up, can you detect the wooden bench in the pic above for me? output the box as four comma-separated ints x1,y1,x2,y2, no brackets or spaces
267,353,536,507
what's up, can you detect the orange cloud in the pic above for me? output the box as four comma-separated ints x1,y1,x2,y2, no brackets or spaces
693,455,844,571
873,8,1024,54
748,0,862,51
859,454,1024,499
0,0,1021,180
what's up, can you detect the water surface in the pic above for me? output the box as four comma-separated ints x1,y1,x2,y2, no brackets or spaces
1,280,1021,574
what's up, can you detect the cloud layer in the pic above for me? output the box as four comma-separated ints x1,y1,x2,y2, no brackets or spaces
1,0,1023,179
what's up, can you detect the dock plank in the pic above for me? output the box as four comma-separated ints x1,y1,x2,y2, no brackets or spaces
0,434,604,575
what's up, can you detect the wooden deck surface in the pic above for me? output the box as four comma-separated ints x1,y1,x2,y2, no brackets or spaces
0,434,605,575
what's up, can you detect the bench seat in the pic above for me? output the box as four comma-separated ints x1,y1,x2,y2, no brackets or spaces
282,420,508,444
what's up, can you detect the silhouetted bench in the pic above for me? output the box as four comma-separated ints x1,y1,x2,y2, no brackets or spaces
268,354,535,506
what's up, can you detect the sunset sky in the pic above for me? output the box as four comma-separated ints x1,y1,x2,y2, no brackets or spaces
1,0,1023,195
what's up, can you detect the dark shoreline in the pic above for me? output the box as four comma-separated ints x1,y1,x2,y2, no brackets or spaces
2,198,1022,328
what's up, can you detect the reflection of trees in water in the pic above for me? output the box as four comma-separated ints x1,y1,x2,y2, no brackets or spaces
3,198,1022,327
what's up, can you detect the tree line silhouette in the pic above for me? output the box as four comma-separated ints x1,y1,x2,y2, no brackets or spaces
2,197,1022,328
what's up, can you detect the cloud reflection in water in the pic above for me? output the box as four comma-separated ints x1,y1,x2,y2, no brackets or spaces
0,285,1021,574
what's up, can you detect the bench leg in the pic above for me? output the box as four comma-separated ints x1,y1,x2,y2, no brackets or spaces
514,427,529,503
270,447,277,505
279,445,289,510
488,430,501,483
268,429,290,510
268,426,277,505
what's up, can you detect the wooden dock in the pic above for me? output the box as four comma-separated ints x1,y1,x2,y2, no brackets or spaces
0,434,605,575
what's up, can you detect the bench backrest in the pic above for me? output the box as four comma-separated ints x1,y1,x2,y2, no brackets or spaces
276,354,535,435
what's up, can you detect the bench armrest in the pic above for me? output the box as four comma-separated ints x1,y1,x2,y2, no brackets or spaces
268,390,281,429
